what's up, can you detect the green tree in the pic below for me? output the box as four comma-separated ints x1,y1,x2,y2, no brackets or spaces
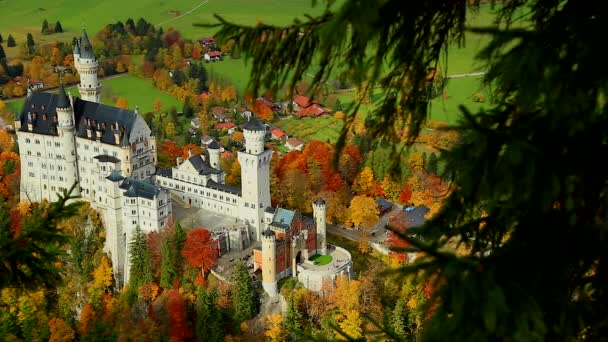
213,1,608,340
0,187,81,290
195,286,224,342
54,21,63,33
283,296,303,341
160,222,186,288
333,98,343,112
182,99,194,118
129,226,152,289
0,44,6,61
231,261,256,324
0,34,3,44
390,297,407,339
426,152,438,175
41,19,50,34
6,35,15,47
26,33,35,55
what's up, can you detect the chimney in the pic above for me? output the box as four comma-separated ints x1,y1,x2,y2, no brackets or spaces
114,132,121,145
27,112,33,131
96,123,102,139
86,119,92,138
176,156,183,165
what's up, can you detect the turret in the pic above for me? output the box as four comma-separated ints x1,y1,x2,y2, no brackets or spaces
56,83,81,197
313,198,327,255
74,29,101,103
208,140,221,169
243,116,266,154
261,228,278,297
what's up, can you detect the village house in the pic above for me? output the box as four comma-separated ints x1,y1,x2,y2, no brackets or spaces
199,37,217,49
292,95,330,118
286,137,304,151
204,51,223,62
200,135,215,146
270,128,287,141
211,107,232,122
214,122,237,134
190,117,200,128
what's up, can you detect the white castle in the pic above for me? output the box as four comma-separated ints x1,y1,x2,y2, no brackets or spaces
15,29,351,295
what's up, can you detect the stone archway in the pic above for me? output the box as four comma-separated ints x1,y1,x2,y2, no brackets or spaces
296,251,303,264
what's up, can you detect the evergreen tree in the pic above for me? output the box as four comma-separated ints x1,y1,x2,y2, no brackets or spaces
0,34,3,44
421,152,427,172
195,286,224,342
26,33,35,55
390,297,407,339
168,106,178,126
334,98,343,112
426,152,438,175
54,21,63,33
41,19,50,34
283,296,303,341
159,238,176,289
215,1,608,340
129,226,152,288
125,18,136,34
0,44,6,61
182,100,194,118
231,261,256,323
6,35,15,47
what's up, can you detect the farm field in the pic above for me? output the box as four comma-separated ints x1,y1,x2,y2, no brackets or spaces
6,75,181,114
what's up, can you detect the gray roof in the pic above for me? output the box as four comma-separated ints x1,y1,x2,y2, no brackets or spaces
18,92,138,145
262,228,275,237
208,140,220,150
264,206,275,214
120,177,160,200
73,40,80,55
375,198,393,212
243,116,265,131
402,205,430,228
79,29,95,59
206,179,241,196
188,155,222,175
56,84,69,108
156,167,173,178
106,169,125,182
313,198,326,206
94,154,120,163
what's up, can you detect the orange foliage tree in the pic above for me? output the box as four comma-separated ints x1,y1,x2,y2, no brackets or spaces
252,99,274,121
115,97,129,109
182,228,217,277
167,289,192,342
181,143,203,160
48,317,75,342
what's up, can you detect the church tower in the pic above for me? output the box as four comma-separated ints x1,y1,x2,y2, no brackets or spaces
74,29,101,103
56,83,81,198
238,116,272,240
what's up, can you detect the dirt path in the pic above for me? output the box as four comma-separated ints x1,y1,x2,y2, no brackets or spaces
155,0,210,28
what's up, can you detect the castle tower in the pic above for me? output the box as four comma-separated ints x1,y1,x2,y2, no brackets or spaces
238,116,272,239
74,29,101,103
208,140,221,169
261,228,278,297
313,198,327,255
56,83,81,198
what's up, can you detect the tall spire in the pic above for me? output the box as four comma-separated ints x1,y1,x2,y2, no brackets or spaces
79,27,95,59
55,67,70,109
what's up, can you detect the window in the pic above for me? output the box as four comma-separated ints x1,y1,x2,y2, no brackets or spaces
25,138,30,143
252,204,256,209
160,211,164,216
112,151,117,157
27,161,33,167
59,176,64,181
37,152,41,157
85,145,89,150
132,220,137,225
245,202,249,207
29,172,35,177
58,165,63,171
35,139,40,144
132,210,136,215
43,184,47,190
55,142,60,147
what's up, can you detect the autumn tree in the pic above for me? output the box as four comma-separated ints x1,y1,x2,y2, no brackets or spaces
115,97,129,109
353,166,374,195
182,228,217,278
90,255,113,303
252,99,273,121
426,152,438,175
153,98,163,113
349,195,378,230
231,261,257,323
167,289,192,342
48,317,75,342
265,314,286,342
334,275,362,340
165,122,176,138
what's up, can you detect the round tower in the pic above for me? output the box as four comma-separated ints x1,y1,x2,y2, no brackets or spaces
208,140,221,169
74,29,101,103
56,84,81,198
243,116,266,154
313,198,327,255
261,228,278,297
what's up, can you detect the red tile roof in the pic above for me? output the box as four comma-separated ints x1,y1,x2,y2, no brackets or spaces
221,151,233,159
293,95,319,108
295,104,328,118
271,128,286,138
207,51,222,57
214,122,236,130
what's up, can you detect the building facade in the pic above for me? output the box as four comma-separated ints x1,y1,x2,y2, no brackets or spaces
15,29,169,285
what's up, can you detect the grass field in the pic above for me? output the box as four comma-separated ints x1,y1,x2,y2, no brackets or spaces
275,116,343,144
309,254,332,266
6,75,181,114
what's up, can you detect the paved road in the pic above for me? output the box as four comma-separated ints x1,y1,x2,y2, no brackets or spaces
327,204,403,245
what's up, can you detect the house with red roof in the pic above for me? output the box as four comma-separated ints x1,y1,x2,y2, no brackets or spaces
211,107,231,122
214,122,237,134
292,95,330,118
204,51,223,62
271,128,287,141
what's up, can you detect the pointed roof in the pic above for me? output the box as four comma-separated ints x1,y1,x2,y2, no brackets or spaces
106,169,125,182
243,116,265,132
208,140,220,150
73,40,80,55
56,83,69,109
262,228,275,237
313,198,326,206
79,29,95,59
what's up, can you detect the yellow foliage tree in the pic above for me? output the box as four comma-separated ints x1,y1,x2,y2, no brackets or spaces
221,86,237,103
349,195,379,230
153,98,163,113
264,314,285,342
232,131,244,143
92,256,113,290
408,152,425,172
165,122,176,137
0,129,14,152
334,275,362,340
334,111,345,119
354,166,375,195
115,97,129,109
116,62,126,73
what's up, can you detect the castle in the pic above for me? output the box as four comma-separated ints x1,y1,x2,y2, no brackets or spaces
15,29,351,296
